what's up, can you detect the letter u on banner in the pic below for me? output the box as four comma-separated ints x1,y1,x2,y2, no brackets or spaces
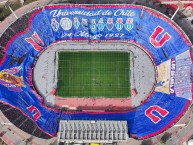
27,105,41,121
25,32,44,51
145,105,169,124
149,26,171,48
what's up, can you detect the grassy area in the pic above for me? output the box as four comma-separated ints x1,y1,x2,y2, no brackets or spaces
0,0,35,21
0,6,12,21
56,51,131,98
24,0,36,5
0,0,21,21
0,137,7,145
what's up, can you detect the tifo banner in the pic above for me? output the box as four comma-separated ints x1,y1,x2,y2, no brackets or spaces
0,5,192,138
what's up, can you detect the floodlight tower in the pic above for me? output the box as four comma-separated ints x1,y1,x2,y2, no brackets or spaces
4,0,18,19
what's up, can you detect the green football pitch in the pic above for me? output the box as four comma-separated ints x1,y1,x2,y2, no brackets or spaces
55,51,131,98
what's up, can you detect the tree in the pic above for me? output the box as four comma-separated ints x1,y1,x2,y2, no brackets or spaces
141,139,153,145
160,132,171,144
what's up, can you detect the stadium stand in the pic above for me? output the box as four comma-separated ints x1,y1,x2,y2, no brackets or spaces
0,33,9,49
175,51,192,100
0,102,51,139
0,8,36,45
9,13,30,33
0,104,11,112
58,120,128,143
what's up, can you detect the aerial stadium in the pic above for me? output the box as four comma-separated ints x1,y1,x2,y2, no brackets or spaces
0,0,193,145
